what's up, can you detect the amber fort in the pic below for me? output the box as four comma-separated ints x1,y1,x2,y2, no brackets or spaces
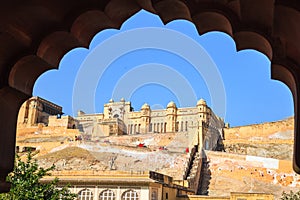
13,96,300,199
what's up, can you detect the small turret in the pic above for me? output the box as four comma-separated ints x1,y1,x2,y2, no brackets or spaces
167,101,177,108
141,103,151,116
197,98,206,106
166,101,177,132
197,98,208,122
141,103,150,110
77,110,85,117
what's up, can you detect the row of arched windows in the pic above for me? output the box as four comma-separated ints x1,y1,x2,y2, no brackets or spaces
149,122,167,133
174,121,189,132
127,124,141,134
78,189,139,200
178,121,188,132
127,120,191,134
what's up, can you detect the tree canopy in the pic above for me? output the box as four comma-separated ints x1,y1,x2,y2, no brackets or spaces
0,152,76,200
281,190,300,200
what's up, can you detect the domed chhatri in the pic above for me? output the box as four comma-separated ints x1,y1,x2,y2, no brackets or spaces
167,101,177,108
120,98,125,102
141,103,150,110
197,98,206,106
109,99,114,103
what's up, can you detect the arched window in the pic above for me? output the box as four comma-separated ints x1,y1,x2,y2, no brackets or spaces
121,190,139,200
151,189,158,200
99,189,116,200
181,121,183,132
78,189,93,200
128,125,131,134
185,121,188,131
205,139,210,150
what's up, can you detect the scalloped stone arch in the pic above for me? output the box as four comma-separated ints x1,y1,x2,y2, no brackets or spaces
1,0,300,191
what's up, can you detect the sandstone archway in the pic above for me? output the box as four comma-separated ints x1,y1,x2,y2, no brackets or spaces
1,0,300,191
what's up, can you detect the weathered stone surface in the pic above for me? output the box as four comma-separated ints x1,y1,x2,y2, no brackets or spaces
225,143,293,160
205,151,300,199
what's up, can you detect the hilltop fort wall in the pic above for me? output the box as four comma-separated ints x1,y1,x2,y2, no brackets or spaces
223,117,294,160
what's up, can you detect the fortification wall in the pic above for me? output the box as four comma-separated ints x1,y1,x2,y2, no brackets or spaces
16,126,80,155
223,117,294,160
224,117,294,141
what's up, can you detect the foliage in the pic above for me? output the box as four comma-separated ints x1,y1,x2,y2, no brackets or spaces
0,152,76,200
281,190,300,200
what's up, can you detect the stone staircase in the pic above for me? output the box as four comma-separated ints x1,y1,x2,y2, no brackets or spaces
183,146,197,180
183,148,212,195
197,157,211,195
187,151,201,181
183,146,204,194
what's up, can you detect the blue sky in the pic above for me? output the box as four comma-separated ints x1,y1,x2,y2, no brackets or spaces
33,10,293,127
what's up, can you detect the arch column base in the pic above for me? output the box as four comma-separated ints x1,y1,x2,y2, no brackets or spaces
0,87,29,191
0,180,10,193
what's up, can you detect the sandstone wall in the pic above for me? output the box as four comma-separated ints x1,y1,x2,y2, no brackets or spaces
223,117,294,160
16,126,80,155
178,193,274,200
224,117,294,141
204,151,299,199
48,115,78,129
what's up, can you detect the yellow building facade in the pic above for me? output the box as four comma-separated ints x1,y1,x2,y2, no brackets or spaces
17,97,78,129
18,96,63,127
76,98,225,151
43,171,274,200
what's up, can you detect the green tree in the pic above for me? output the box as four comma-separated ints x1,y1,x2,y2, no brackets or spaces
0,152,76,200
281,190,300,200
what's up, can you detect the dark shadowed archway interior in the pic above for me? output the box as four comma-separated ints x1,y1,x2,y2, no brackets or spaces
1,0,300,192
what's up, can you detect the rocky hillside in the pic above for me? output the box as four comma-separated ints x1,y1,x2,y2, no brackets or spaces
204,151,299,199
17,116,300,199
224,117,294,160
36,133,190,180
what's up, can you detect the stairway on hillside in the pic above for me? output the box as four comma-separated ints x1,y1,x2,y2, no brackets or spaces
183,146,198,180
184,148,212,195
187,151,201,181
197,158,211,195
184,146,203,194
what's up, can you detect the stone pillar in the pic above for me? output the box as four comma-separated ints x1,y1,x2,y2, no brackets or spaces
17,102,27,125
198,122,205,151
140,103,150,134
166,101,177,132
140,187,150,200
0,87,29,192
27,99,38,126
117,186,121,200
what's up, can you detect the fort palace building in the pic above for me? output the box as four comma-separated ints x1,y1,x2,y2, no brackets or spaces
17,97,225,151
17,96,78,129
16,97,277,200
76,98,225,151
